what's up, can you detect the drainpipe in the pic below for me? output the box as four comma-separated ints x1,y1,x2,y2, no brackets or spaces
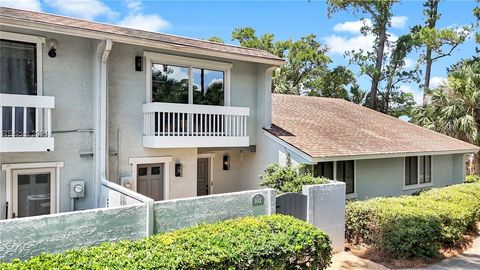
94,39,154,236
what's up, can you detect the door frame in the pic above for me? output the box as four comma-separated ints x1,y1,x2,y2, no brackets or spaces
129,156,172,200
198,153,214,195
2,161,63,219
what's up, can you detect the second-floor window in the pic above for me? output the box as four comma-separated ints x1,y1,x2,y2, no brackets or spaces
0,39,37,95
147,52,231,106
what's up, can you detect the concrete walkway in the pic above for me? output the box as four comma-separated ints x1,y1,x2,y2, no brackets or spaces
328,251,389,270
329,236,480,270
407,236,480,270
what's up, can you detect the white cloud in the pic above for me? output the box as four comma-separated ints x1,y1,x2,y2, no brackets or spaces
404,58,415,69
333,19,372,34
124,0,141,13
1,0,42,11
118,0,170,32
119,13,169,32
44,0,117,20
391,16,408,29
430,76,446,89
324,34,376,54
400,85,423,105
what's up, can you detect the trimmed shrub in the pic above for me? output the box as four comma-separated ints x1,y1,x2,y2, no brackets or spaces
346,183,480,259
260,162,328,193
465,174,480,183
2,215,332,269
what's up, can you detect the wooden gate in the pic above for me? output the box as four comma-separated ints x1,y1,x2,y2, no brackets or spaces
276,192,307,221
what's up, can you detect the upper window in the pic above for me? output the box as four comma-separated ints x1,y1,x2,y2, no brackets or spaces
145,52,231,106
405,156,432,187
152,64,189,104
0,39,37,95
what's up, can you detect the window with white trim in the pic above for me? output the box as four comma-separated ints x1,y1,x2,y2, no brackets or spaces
145,52,231,106
405,156,432,187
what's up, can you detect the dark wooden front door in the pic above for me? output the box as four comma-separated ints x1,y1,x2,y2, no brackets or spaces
197,158,209,196
137,164,164,201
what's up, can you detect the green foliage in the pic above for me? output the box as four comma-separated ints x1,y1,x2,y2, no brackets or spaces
465,174,480,183
231,27,331,95
346,183,480,259
411,58,480,145
260,163,329,193
207,36,224,43
2,215,332,269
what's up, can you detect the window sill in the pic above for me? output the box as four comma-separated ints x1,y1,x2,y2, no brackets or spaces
403,183,433,191
346,193,358,200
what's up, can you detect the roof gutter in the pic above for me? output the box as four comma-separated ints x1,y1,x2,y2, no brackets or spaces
0,18,285,66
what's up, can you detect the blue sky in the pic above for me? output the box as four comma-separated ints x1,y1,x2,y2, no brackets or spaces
3,0,479,104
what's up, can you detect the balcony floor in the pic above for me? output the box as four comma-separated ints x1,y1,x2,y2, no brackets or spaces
0,137,54,152
143,136,249,148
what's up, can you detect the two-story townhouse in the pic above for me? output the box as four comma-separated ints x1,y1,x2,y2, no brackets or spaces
0,7,283,219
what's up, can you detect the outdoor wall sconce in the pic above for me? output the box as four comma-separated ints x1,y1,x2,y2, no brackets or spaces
175,162,182,177
47,38,59,58
223,155,230,171
135,56,143,71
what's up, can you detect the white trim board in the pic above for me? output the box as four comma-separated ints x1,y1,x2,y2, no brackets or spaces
129,156,172,200
2,162,64,219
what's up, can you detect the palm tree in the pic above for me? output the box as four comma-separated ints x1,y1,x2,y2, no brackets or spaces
411,58,480,174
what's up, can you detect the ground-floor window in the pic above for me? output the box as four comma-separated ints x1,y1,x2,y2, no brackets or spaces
314,160,355,195
2,162,63,219
404,156,432,188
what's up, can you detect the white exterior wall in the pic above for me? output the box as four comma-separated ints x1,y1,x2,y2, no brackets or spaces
0,28,97,218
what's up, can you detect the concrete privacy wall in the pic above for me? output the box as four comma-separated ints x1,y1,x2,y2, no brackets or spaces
0,204,147,262
303,182,346,253
153,189,276,233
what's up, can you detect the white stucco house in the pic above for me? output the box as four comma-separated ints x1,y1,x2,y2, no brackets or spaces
0,7,478,220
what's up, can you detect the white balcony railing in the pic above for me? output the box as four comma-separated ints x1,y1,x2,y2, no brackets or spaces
143,102,250,148
0,93,55,152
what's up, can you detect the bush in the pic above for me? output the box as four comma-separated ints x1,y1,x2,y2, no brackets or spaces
465,174,480,183
2,215,332,269
260,162,328,193
346,183,480,259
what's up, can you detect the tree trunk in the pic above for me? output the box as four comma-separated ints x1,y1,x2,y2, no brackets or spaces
368,24,387,110
422,0,439,105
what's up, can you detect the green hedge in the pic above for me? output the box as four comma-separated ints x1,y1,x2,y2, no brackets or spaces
346,183,480,259
260,162,329,193
2,215,332,269
465,174,480,183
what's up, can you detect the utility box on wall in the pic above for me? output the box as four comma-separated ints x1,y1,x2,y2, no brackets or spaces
70,180,85,198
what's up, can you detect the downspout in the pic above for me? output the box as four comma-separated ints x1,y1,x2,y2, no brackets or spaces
95,39,154,236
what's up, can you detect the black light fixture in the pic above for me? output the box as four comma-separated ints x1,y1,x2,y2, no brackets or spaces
175,162,182,177
47,38,58,58
135,56,143,71
223,155,230,170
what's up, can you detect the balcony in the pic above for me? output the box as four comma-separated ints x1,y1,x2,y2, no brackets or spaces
143,103,250,148
0,94,55,152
